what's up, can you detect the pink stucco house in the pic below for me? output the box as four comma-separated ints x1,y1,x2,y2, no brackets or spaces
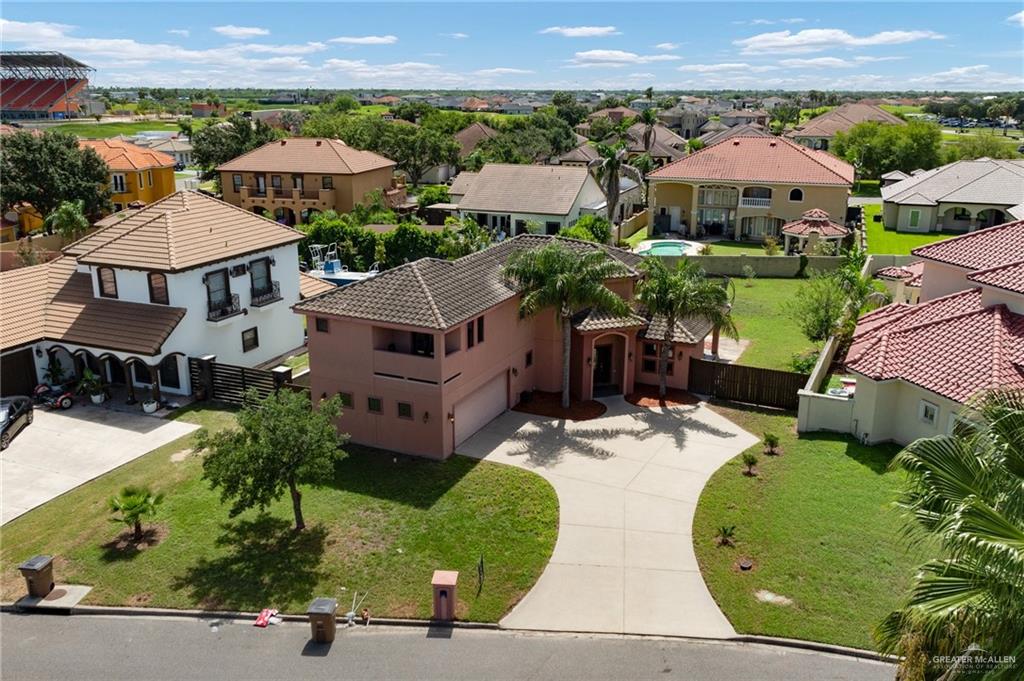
294,235,718,459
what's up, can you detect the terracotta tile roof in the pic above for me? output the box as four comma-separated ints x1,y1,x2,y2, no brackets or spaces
299,271,336,299
640,315,714,344
0,257,185,355
294,234,642,330
0,124,42,137
457,164,595,216
65,191,304,273
876,261,924,287
647,135,854,186
786,103,904,139
844,288,1024,403
454,122,498,158
881,159,1024,207
781,209,850,238
911,219,1024,271
966,259,1024,295
79,139,175,171
572,308,647,333
589,106,639,119
216,138,395,175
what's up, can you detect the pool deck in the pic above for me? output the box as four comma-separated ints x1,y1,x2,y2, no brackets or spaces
633,239,702,256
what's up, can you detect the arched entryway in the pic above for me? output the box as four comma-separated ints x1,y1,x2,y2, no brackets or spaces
591,332,628,398
274,207,297,226
300,207,321,224
976,208,1005,230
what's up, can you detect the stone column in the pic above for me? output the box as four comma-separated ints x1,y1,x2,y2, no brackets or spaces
149,364,162,404
124,360,137,404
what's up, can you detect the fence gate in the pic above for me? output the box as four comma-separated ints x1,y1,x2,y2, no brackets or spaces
688,357,808,411
188,356,293,405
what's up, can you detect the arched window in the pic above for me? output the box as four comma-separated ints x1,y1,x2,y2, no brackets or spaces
97,267,118,298
789,188,804,202
148,272,169,305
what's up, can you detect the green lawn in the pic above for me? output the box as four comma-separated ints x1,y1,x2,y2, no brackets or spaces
862,204,959,255
49,121,181,138
731,278,816,372
0,404,558,622
852,179,881,198
704,240,772,256
879,104,924,115
695,403,928,650
283,351,310,372
622,226,649,248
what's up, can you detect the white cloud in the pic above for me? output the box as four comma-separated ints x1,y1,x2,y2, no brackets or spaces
329,35,398,45
1008,11,1024,26
321,58,467,86
473,67,534,75
779,56,902,69
676,63,777,73
567,49,680,68
628,72,656,79
441,32,469,39
908,64,1023,89
735,28,945,55
167,29,189,38
212,25,269,39
654,42,680,50
540,26,620,38
736,18,806,26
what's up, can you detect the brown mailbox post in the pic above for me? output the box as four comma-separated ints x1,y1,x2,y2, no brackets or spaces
431,570,458,621
18,555,54,598
307,598,338,643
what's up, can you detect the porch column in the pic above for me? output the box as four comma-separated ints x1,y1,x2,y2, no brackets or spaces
689,209,699,238
711,326,721,359
124,360,137,404
149,363,162,404
783,234,792,252
969,213,978,232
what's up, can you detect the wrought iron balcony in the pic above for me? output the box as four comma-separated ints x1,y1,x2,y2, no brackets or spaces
207,293,241,321
250,281,282,307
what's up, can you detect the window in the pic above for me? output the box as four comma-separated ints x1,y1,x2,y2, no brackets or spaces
147,170,153,187
476,316,485,343
412,332,435,357
271,175,282,190
545,221,560,235
315,317,329,333
97,267,118,298
241,327,259,352
642,342,672,375
137,172,143,188
525,350,533,368
158,355,180,389
292,174,303,190
467,320,475,349
953,207,970,220
249,257,271,296
111,174,126,193
148,272,169,305
397,402,413,419
322,176,333,190
338,392,354,408
367,396,383,413
909,210,921,228
232,174,242,192
918,400,938,425
789,188,804,202
206,269,230,307
697,185,738,207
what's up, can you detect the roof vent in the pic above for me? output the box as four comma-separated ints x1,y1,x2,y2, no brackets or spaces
316,140,322,146
733,140,740,145
769,141,777,147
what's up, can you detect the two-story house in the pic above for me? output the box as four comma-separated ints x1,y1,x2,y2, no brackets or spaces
0,191,326,402
216,138,401,225
785,103,904,151
79,139,176,212
647,136,854,240
294,235,720,459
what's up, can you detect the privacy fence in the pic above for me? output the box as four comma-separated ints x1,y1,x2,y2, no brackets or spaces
688,357,808,411
189,356,304,405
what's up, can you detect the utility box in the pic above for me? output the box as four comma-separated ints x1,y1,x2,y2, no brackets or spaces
431,570,458,621
307,598,338,643
18,555,54,598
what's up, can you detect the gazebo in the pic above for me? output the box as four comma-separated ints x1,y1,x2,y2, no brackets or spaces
781,208,850,254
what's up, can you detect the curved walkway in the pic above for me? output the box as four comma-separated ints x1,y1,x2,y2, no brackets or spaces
458,396,757,638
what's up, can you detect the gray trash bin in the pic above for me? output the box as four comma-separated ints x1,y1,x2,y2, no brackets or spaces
307,598,338,643
18,555,54,598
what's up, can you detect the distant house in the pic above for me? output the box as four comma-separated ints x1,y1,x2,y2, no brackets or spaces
647,136,854,240
79,139,176,212
454,122,499,159
148,138,193,167
460,97,490,112
499,102,533,115
880,170,910,187
720,109,770,128
786,103,904,151
698,123,771,146
373,95,402,106
557,143,601,167
191,102,226,118
760,96,789,110
612,122,686,167
881,159,1024,233
629,98,657,111
657,106,708,139
249,108,306,132
587,106,638,124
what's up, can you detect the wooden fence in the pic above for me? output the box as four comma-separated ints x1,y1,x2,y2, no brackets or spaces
688,357,808,411
189,356,303,405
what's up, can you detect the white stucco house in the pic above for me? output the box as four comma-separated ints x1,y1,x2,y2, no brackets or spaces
0,191,333,402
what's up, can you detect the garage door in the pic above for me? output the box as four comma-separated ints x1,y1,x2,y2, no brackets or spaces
1,348,37,398
454,372,508,446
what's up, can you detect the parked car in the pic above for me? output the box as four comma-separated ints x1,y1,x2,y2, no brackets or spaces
0,396,34,450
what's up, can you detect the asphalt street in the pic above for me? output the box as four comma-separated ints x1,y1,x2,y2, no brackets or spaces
0,613,894,681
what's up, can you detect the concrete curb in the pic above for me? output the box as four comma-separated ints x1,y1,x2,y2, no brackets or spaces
731,635,897,663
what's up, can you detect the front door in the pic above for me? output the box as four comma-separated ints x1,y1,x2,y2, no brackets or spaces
255,175,267,195
594,344,613,386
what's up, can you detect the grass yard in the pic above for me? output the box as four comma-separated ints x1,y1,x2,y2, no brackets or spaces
730,278,816,372
0,404,558,622
49,121,181,138
704,240,772,256
852,179,881,197
622,226,649,249
879,104,924,115
695,403,928,650
862,204,959,255
283,351,310,372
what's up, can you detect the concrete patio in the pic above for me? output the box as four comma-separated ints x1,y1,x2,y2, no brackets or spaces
458,396,758,638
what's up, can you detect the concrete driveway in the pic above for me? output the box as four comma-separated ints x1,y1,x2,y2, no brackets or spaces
458,396,758,638
1,407,197,524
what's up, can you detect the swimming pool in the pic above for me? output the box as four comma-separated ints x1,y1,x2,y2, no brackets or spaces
634,240,702,257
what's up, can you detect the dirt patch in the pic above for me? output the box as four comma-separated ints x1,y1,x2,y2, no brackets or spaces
513,391,606,421
128,592,153,606
170,449,193,463
102,524,169,553
625,385,700,408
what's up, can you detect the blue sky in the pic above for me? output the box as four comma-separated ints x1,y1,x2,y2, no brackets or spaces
2,2,1022,91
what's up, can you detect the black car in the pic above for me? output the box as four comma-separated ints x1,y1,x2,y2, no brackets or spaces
0,396,33,450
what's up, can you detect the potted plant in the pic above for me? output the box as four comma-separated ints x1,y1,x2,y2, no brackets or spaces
142,384,160,414
77,368,106,404
43,359,66,387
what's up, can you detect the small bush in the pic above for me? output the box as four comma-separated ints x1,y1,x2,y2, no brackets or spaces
790,349,819,374
741,451,759,476
715,525,736,547
763,432,781,455
699,243,714,255
762,236,780,256
742,264,757,287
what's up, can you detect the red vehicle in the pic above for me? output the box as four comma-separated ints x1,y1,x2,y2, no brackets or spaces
33,383,74,410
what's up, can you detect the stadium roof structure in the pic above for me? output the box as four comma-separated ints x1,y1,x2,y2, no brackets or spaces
0,52,94,79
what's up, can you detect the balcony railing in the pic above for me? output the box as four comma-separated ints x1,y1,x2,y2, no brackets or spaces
250,281,282,307
207,293,241,322
740,197,772,208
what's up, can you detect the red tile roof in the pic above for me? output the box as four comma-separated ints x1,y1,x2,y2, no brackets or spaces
781,208,849,237
647,135,854,186
79,139,175,171
911,219,1024,271
966,259,1024,295
876,261,924,287
844,288,1024,403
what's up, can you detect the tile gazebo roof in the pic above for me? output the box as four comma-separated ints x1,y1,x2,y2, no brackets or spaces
781,208,850,238
876,261,924,287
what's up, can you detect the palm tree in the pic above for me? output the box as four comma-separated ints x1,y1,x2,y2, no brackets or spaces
588,143,643,230
504,242,630,408
636,259,738,398
637,108,658,152
108,485,165,541
876,389,1024,681
44,200,90,242
644,86,654,101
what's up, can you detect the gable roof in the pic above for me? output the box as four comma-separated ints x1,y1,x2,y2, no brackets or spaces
881,158,1024,207
65,191,304,272
625,121,687,148
216,137,395,175
457,164,596,216
647,135,854,186
294,234,642,330
966,259,1024,295
454,122,498,158
589,106,638,119
79,139,175,171
698,123,771,146
447,171,479,197
559,143,601,165
911,219,1024,271
786,103,904,139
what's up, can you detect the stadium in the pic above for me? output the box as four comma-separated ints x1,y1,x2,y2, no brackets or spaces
0,51,94,120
